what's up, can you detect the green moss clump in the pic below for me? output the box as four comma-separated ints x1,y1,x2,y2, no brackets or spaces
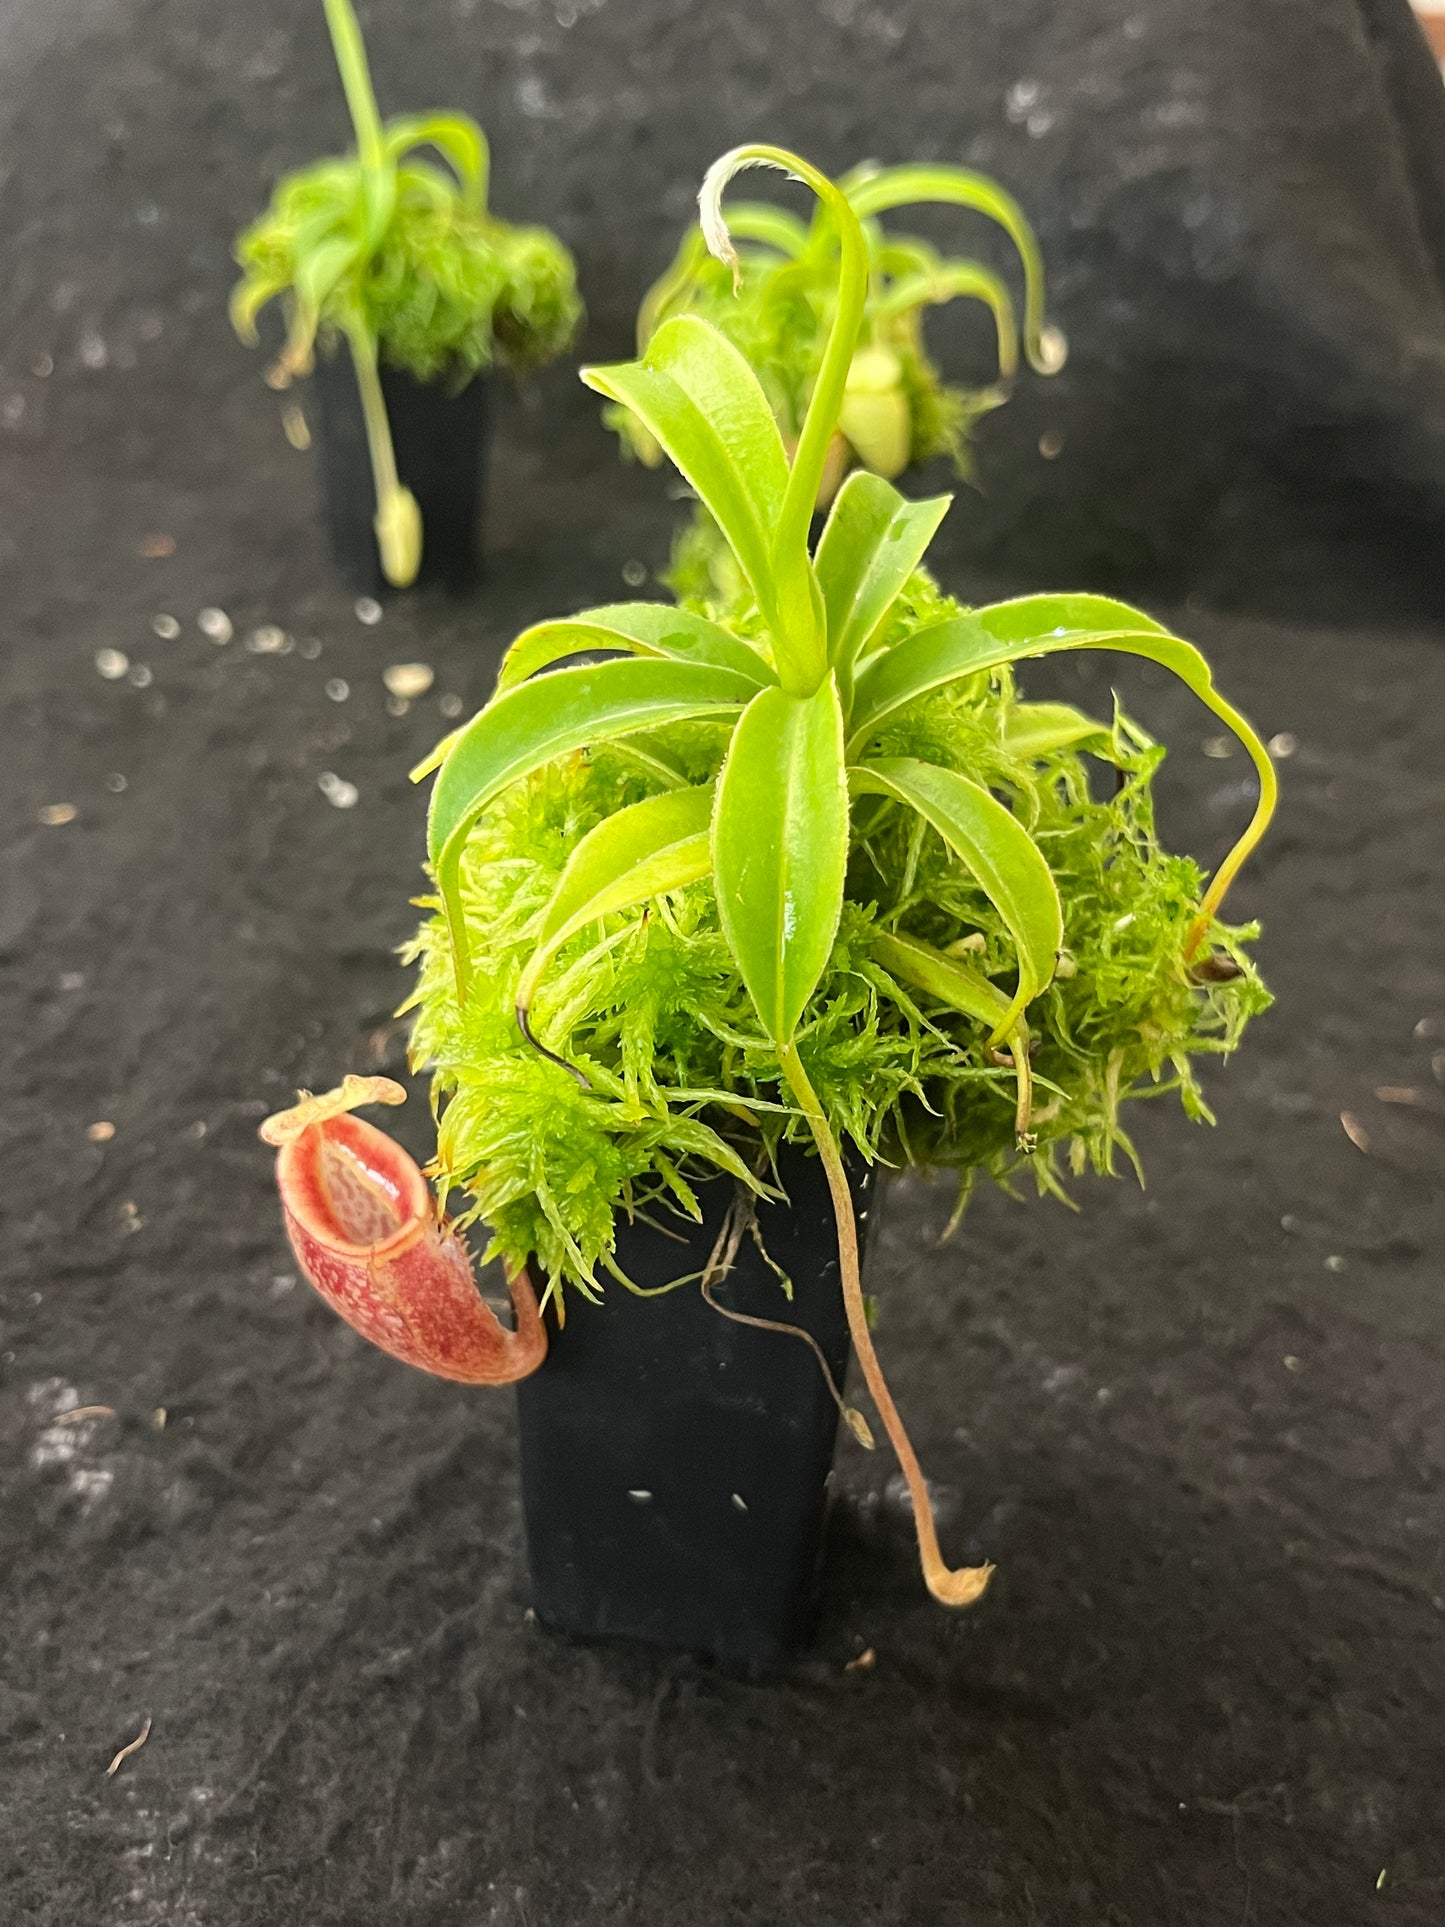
234,173,580,387
405,572,1269,1299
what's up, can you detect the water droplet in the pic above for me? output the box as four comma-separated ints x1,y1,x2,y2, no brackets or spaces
95,648,129,680
318,771,359,809
621,559,648,588
1038,430,1064,460
127,663,153,688
383,662,435,700
87,1120,116,1143
325,678,350,703
105,773,127,793
1202,735,1233,759
59,971,85,991
247,624,290,655
32,353,53,379
151,613,180,640
298,637,322,660
39,802,78,826
438,693,464,719
1268,731,1297,759
197,607,232,644
354,597,383,626
386,694,410,717
79,331,109,370
1005,78,1040,122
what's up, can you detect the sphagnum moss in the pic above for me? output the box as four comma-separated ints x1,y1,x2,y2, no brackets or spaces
405,580,1269,1297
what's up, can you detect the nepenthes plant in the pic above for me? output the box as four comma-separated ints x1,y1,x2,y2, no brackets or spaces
266,145,1276,1614
606,155,1064,599
230,0,580,586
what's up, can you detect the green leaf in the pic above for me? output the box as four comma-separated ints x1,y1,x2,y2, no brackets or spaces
383,111,488,201
846,163,1056,376
428,659,753,994
851,755,1062,1034
849,597,1277,950
516,787,715,1013
813,470,952,676
847,612,994,751
999,701,1110,758
720,202,811,257
293,232,362,318
580,318,793,635
713,681,849,1045
973,592,1169,642
873,928,1038,1147
871,929,1011,1029
497,602,775,692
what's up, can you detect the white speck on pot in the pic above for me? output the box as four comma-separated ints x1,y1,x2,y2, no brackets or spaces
627,1488,653,1503
1268,731,1298,759
39,803,78,826
1026,108,1054,138
298,637,322,660
438,693,463,719
1325,1254,1347,1273
151,613,180,640
127,663,153,688
59,971,84,991
1038,430,1063,460
621,559,647,587
386,694,410,717
87,1120,116,1143
318,771,359,810
32,353,53,379
79,330,109,370
198,607,233,644
354,596,383,626
247,624,290,655
105,773,127,793
1202,734,1233,759
383,662,435,700
731,1492,748,1512
95,648,129,680
325,678,350,703
1005,77,1039,122
270,1273,296,1297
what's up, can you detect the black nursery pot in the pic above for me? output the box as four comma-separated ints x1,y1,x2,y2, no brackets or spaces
515,1149,875,1665
312,348,490,595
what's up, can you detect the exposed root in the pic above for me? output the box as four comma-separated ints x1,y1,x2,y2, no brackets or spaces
700,1187,874,1449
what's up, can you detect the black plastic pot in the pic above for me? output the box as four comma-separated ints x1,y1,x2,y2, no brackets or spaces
312,348,490,595
515,1149,875,1664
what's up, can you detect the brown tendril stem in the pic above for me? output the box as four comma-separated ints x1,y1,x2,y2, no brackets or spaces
779,1042,993,1608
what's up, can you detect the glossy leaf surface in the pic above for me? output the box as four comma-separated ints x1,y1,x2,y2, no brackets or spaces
429,660,752,992
516,787,715,1012
852,755,1062,1031
713,681,849,1044
813,470,952,674
497,603,775,692
581,318,792,632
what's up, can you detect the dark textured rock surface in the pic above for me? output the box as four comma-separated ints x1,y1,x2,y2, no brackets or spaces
3,4,1445,1924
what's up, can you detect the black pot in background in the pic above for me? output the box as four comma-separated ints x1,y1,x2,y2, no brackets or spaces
515,1148,875,1665
312,348,490,595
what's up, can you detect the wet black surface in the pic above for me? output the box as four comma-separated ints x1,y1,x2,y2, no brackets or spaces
2,4,1444,1924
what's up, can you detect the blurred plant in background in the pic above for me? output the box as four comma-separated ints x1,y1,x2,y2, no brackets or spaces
230,0,580,585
